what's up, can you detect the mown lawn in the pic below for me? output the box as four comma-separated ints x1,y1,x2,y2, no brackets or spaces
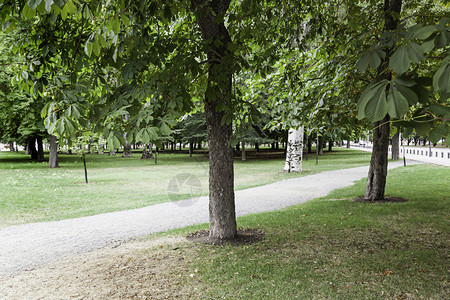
157,164,449,299
0,148,371,226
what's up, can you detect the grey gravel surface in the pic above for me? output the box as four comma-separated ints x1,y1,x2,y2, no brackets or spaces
0,160,418,276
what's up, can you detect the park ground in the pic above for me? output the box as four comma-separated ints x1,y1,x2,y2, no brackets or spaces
0,148,449,299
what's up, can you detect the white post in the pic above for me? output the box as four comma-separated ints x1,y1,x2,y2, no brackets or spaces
283,126,304,173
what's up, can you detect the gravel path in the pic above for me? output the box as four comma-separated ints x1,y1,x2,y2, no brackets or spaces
0,160,418,276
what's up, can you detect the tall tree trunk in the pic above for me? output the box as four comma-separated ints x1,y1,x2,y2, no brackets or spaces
141,142,153,159
328,141,333,152
192,0,236,240
36,136,44,162
318,136,324,155
283,127,304,173
365,116,390,200
27,137,38,160
391,131,400,160
346,140,351,148
241,141,246,161
189,139,193,157
365,0,402,201
49,135,59,168
9,142,14,152
122,138,132,157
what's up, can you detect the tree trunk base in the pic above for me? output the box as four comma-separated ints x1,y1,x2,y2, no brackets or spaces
187,228,264,246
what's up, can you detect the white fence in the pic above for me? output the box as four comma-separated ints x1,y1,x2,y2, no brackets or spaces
352,143,450,166
396,146,450,160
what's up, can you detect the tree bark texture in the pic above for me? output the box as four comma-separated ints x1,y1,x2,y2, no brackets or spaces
365,116,390,200
36,136,44,162
122,138,132,157
318,136,324,155
391,131,400,160
283,127,304,173
27,137,37,159
141,142,153,159
365,0,402,201
241,141,246,161
49,135,59,168
192,0,237,240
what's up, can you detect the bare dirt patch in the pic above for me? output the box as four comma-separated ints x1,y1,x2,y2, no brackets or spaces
186,228,265,246
0,236,203,300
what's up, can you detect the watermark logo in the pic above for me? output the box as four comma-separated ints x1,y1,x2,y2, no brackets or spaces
167,173,202,207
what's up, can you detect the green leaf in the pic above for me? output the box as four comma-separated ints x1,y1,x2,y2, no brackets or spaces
412,25,437,40
357,80,388,119
45,0,53,12
148,127,158,140
92,35,100,57
368,52,382,69
421,39,435,53
389,45,410,74
434,31,448,49
387,86,409,118
56,118,65,136
396,85,418,105
111,17,120,34
142,130,150,144
393,77,415,87
429,124,446,144
433,63,450,92
84,41,93,57
410,84,429,103
71,104,81,119
355,53,370,71
403,126,413,137
406,42,424,63
21,3,36,19
414,121,432,137
364,84,388,122
28,0,42,10
121,14,130,26
112,135,121,149
64,118,75,136
21,70,29,81
160,122,171,135
53,0,66,9
63,0,77,15
428,104,450,118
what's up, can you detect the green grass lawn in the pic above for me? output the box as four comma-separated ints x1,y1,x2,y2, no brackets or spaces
0,148,371,227
153,164,449,299
1,149,448,298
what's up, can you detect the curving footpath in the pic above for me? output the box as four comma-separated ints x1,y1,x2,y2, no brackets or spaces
0,160,421,276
